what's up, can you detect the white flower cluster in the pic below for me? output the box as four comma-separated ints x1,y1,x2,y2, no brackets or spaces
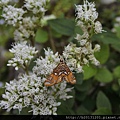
2,5,26,26
75,0,98,22
33,48,60,76
14,16,39,41
63,42,100,73
0,48,73,115
63,43,83,73
75,0,103,34
0,73,64,115
24,0,48,14
7,41,38,70
63,0,102,73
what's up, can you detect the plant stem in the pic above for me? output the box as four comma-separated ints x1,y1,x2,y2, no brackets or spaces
30,36,35,47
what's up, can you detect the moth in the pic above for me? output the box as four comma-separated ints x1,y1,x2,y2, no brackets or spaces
44,59,76,86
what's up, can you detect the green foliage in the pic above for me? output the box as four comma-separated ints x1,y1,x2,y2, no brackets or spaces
75,80,92,92
76,105,90,115
95,68,113,83
48,18,75,36
92,108,112,115
93,30,120,52
96,91,112,110
113,66,120,78
95,44,109,64
35,28,48,43
75,73,83,84
92,91,112,115
115,26,120,38
83,65,97,80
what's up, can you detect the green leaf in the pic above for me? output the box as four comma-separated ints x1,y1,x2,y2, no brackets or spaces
75,91,87,102
51,29,62,38
92,30,120,45
95,68,113,83
48,18,75,36
92,30,120,52
57,100,75,115
113,66,120,78
115,26,120,38
83,65,97,80
94,44,109,64
112,44,120,52
75,80,92,92
92,108,112,115
57,105,73,115
96,91,112,110
76,105,90,115
118,79,120,86
82,97,96,111
35,29,48,43
112,83,119,91
74,26,83,35
75,73,83,84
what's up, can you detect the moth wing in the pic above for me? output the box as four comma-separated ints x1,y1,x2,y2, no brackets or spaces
65,72,76,84
56,74,65,83
44,73,58,86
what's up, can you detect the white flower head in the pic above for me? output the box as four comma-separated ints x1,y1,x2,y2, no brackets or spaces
63,43,83,73
7,41,38,70
24,0,48,14
14,16,38,41
75,0,98,22
33,48,60,76
2,5,26,26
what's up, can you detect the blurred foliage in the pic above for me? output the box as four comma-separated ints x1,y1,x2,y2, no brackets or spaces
1,0,120,115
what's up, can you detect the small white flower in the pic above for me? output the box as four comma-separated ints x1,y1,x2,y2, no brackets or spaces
13,103,22,112
94,21,103,33
24,97,30,106
94,44,101,52
88,54,100,66
83,58,89,64
80,39,87,46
